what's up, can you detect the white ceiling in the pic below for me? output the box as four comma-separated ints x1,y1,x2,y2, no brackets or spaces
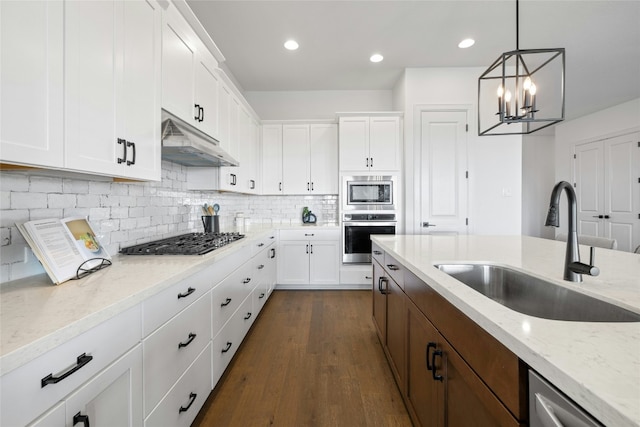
187,0,640,120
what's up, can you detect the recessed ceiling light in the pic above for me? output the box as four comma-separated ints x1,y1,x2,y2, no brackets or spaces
284,40,299,51
370,53,384,63
458,38,475,49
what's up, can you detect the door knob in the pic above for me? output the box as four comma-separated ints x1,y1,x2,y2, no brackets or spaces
422,222,437,227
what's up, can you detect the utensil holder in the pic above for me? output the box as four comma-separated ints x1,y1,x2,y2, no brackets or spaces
202,215,219,233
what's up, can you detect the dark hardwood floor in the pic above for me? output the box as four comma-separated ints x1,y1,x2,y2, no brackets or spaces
193,290,412,427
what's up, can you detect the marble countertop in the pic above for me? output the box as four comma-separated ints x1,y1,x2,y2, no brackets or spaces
371,234,640,427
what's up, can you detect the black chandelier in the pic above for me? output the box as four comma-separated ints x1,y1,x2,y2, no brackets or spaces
478,0,565,135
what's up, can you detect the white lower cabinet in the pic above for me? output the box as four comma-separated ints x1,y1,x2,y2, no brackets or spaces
144,344,212,427
1,306,142,427
211,300,245,386
65,345,143,427
277,229,340,287
27,345,143,427
142,292,212,416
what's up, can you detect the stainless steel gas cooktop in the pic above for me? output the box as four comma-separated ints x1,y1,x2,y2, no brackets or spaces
120,232,244,255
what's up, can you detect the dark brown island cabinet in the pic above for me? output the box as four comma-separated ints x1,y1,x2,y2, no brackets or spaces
372,243,529,427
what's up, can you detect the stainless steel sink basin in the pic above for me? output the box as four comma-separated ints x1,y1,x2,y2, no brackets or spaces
435,263,640,322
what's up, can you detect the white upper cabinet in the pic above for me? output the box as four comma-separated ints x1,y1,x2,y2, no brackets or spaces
339,115,401,173
1,1,64,168
261,125,284,195
309,124,339,194
161,3,219,138
279,123,338,195
194,58,219,139
282,124,311,194
65,0,161,180
161,8,195,125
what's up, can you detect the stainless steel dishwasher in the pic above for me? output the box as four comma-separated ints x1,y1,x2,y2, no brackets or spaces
529,370,604,427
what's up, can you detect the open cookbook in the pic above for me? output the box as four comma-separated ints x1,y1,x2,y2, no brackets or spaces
17,216,111,285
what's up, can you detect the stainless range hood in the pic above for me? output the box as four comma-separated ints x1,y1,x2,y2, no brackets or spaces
161,109,239,167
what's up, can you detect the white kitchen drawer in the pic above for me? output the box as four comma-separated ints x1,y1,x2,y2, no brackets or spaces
143,293,211,416
252,281,269,317
340,264,374,285
250,231,277,257
279,228,340,241
1,305,141,427
144,343,212,427
239,292,256,337
211,301,246,386
211,261,255,337
142,249,249,336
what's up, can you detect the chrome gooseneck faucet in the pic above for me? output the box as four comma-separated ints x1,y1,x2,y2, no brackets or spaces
545,181,600,282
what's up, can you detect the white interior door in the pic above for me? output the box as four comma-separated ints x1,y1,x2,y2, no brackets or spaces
419,111,468,235
604,132,640,252
575,140,604,237
575,132,640,252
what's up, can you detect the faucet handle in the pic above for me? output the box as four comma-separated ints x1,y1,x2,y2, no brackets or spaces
568,247,600,277
589,247,600,276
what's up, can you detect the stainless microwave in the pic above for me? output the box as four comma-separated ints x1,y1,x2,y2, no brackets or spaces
343,176,396,210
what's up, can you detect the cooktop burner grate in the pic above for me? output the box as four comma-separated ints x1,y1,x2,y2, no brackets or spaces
120,232,244,255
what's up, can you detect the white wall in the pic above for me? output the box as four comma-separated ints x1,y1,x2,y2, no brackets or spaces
522,134,555,239
400,67,523,235
244,90,393,120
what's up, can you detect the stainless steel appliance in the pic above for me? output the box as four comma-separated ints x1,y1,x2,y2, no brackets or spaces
120,232,244,255
161,109,239,167
343,213,396,263
529,370,603,427
342,175,396,211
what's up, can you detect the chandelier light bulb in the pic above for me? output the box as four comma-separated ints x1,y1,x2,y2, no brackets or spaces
505,90,512,102
529,83,537,95
497,85,504,97
523,77,532,90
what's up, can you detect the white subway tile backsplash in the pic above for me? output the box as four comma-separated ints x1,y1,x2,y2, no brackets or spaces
0,161,338,283
77,194,101,208
1,228,10,246
0,191,9,209
0,174,29,192
89,181,112,194
30,176,63,193
0,209,28,228
63,179,89,194
48,193,77,209
11,192,48,209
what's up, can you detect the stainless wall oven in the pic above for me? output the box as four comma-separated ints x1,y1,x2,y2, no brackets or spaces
343,213,396,264
343,176,396,211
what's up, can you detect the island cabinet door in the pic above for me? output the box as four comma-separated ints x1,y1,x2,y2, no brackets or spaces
439,337,522,427
372,260,387,344
406,300,443,427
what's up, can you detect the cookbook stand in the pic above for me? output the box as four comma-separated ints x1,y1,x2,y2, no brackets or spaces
73,258,112,280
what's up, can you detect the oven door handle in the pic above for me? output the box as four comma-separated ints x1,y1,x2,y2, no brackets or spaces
343,222,397,227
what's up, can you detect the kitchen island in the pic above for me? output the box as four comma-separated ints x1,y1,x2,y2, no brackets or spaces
371,234,640,427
